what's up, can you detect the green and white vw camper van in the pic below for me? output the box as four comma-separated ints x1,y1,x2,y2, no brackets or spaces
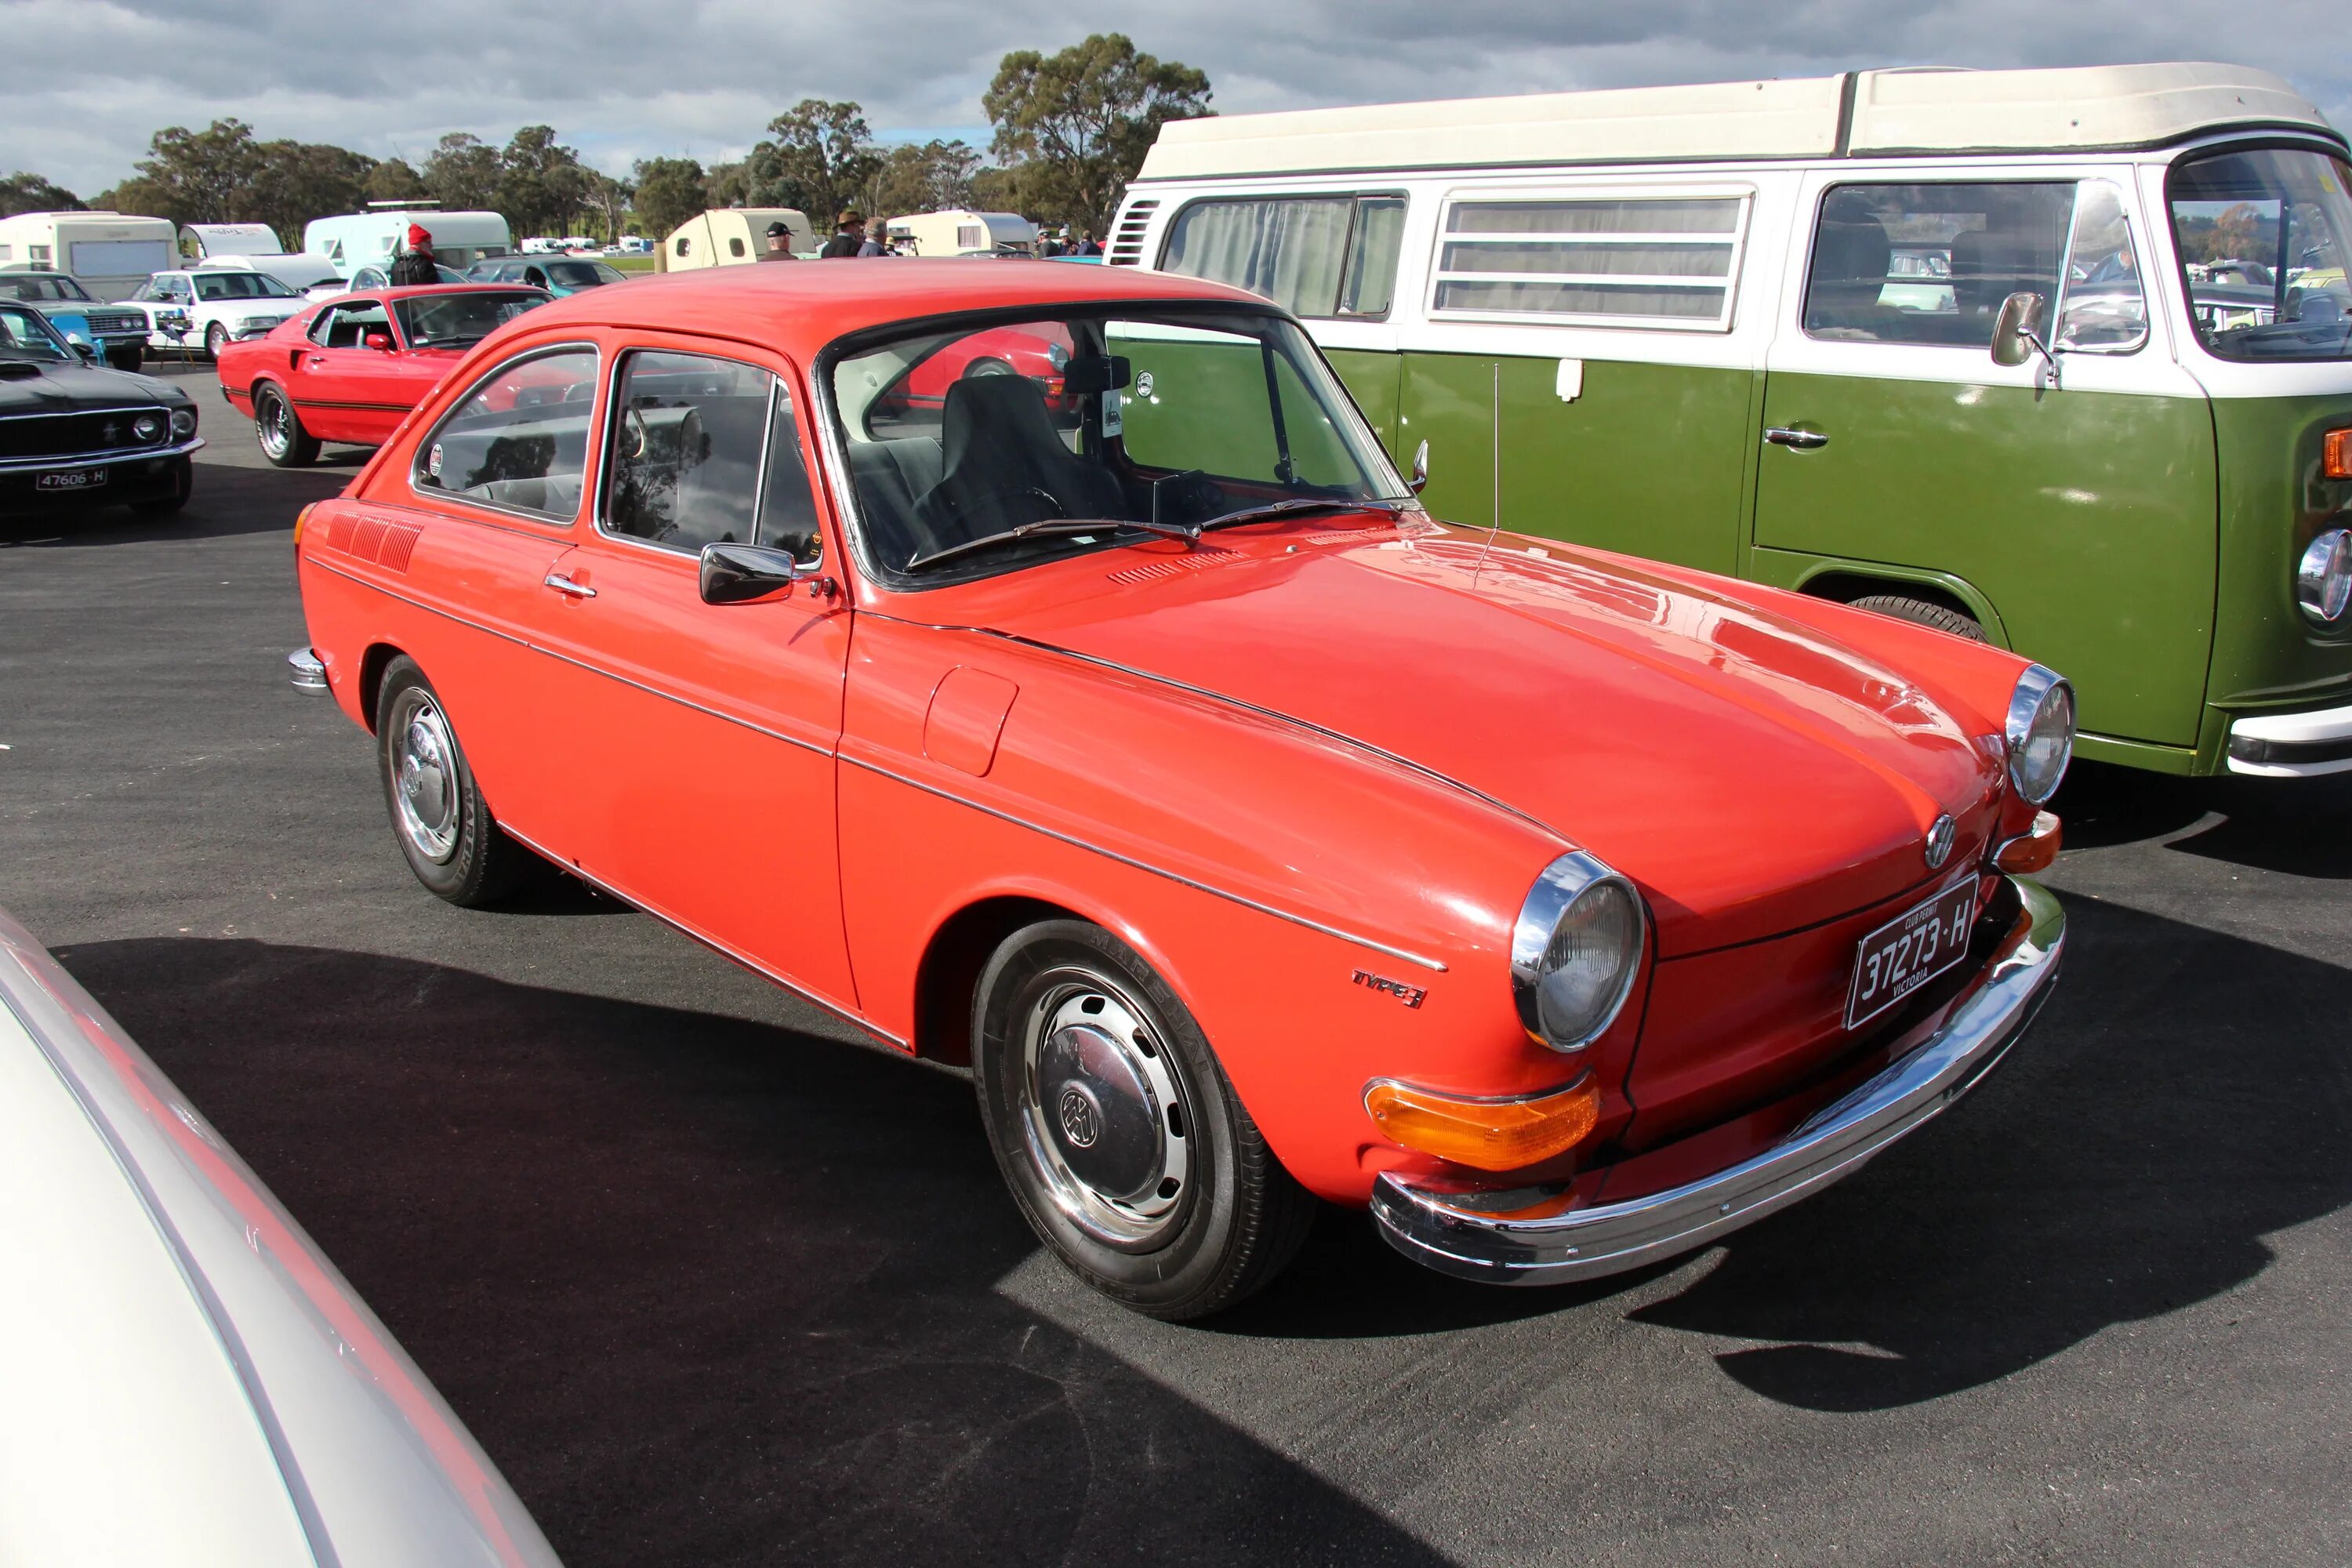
1111,63,2352,778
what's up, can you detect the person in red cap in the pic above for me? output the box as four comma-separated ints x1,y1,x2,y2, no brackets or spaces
389,222,441,286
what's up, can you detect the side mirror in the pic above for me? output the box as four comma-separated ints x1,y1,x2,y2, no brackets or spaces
70,339,97,363
699,541,833,604
363,331,392,352
1408,438,1429,494
1990,291,2052,370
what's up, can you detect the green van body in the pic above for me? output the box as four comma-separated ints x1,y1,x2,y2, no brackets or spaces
1114,75,2352,779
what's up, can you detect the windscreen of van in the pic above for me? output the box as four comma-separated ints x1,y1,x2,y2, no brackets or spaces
1162,195,1404,318
2169,147,2352,361
1803,183,2071,346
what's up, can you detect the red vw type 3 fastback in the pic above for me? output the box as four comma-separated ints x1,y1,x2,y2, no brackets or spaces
289,260,2071,1319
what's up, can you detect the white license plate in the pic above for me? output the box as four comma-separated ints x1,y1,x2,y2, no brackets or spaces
35,468,107,492
1846,880,1979,1029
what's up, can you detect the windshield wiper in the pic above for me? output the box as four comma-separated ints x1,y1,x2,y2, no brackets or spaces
1198,496,1413,533
904,515,1198,574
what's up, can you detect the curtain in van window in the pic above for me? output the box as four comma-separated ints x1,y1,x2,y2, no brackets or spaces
1163,198,1354,317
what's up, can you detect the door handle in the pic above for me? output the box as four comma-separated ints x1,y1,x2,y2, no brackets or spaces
543,572,597,599
1763,426,1829,450
305,354,328,366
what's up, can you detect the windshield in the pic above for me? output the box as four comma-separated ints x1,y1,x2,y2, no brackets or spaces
0,303,70,361
0,274,93,303
828,306,1411,583
545,261,623,286
194,271,297,300
393,288,549,348
2170,146,2352,361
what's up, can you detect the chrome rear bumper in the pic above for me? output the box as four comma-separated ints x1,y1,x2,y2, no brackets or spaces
1370,877,2064,1286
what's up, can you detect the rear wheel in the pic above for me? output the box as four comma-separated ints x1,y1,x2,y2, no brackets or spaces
971,920,1317,1320
254,384,319,468
1847,593,1988,643
962,357,1016,378
375,659,532,907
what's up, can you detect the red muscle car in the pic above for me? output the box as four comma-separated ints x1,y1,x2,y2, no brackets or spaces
218,285,550,466
288,260,2070,1320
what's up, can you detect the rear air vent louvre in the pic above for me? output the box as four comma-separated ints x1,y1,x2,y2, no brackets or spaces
323,514,422,573
1107,199,1159,266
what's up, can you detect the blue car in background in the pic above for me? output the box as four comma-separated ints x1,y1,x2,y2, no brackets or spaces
465,256,628,296
0,267,149,369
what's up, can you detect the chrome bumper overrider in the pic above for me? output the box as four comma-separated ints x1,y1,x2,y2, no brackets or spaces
288,648,328,693
1370,877,2064,1286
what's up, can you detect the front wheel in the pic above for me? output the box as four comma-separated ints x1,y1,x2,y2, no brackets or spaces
203,322,228,361
971,920,1317,1320
1847,593,1988,643
128,457,191,517
375,659,532,907
254,384,318,468
105,344,141,372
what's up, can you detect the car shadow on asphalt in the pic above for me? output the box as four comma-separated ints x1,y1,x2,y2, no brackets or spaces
52,935,1452,1568
1622,893,2351,1410
2054,759,2352,873
0,453,355,548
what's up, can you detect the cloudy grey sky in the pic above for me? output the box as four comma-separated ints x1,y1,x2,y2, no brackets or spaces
8,0,2350,195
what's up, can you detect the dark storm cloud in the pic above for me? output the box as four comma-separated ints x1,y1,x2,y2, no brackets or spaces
8,0,2348,193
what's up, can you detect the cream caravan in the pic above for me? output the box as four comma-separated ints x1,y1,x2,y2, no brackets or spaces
659,209,817,269
0,212,177,300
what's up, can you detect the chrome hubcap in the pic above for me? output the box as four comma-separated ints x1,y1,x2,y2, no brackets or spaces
1019,974,1193,1250
391,695,460,863
260,395,289,456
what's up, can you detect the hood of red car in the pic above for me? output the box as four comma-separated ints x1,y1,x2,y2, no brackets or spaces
979,523,2005,956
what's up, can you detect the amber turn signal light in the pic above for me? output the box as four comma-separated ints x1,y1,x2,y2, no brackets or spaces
1364,1076,1602,1172
1992,810,2062,874
292,502,317,550
2325,429,2352,481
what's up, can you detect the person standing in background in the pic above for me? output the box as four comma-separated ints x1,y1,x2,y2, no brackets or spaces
389,223,440,285
819,212,866,259
758,220,797,261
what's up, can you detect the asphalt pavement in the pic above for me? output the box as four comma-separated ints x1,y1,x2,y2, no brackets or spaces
2,367,2347,1566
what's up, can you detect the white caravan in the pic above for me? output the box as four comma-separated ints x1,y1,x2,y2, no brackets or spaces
0,211,178,299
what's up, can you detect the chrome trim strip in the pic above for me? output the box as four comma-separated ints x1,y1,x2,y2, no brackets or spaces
0,403,171,421
0,924,343,1566
307,556,836,757
862,612,1563,844
0,434,203,473
1370,877,2063,1285
841,750,1450,973
495,822,904,1050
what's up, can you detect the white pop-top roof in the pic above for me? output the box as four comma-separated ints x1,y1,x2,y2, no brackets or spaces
1137,63,2332,181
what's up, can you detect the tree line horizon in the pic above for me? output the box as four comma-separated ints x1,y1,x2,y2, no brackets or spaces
0,33,1209,250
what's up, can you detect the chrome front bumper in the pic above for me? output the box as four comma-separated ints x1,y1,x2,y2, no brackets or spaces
2227,699,2352,777
1370,877,2064,1287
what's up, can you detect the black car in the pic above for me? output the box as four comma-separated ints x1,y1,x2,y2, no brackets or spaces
0,299,198,517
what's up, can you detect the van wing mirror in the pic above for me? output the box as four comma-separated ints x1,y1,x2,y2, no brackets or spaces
1408,438,1429,494
1990,291,2052,370
699,541,833,604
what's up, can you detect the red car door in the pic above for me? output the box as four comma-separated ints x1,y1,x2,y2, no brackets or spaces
518,339,859,1011
290,298,413,444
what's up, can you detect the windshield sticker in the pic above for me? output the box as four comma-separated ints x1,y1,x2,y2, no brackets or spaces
1102,388,1123,437
426,442,443,479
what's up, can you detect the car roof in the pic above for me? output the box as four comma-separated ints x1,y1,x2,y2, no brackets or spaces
511,259,1269,359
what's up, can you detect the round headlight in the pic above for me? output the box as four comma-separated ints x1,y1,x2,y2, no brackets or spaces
2005,664,2075,805
132,413,162,441
2296,528,2352,624
1511,852,1647,1054
169,407,197,437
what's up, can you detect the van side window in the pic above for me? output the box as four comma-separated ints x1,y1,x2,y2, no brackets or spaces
1430,194,1748,329
602,350,775,553
413,346,599,521
1804,183,2072,347
1161,194,1407,319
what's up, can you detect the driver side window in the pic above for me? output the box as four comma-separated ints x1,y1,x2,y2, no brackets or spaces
601,350,777,553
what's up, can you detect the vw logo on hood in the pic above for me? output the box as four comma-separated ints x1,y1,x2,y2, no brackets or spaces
1924,815,1957,869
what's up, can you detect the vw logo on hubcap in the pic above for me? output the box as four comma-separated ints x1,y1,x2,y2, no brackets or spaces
1057,1086,1100,1149
1924,814,1957,869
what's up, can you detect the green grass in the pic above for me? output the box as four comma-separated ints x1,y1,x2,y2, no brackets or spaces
606,254,660,274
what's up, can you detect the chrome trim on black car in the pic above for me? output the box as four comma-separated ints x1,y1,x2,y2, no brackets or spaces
1371,877,2063,1286
0,434,203,474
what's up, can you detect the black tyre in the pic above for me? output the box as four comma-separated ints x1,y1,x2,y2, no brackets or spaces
374,659,531,907
128,457,191,517
1847,593,1989,643
253,383,319,468
972,920,1317,1320
105,344,141,372
962,356,1017,377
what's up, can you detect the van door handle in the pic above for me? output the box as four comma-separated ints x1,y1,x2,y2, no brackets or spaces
1763,426,1829,450
543,572,597,599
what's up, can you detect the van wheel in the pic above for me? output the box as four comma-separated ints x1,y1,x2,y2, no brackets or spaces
971,920,1317,1321
375,659,532,907
254,385,319,468
1847,593,1988,643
